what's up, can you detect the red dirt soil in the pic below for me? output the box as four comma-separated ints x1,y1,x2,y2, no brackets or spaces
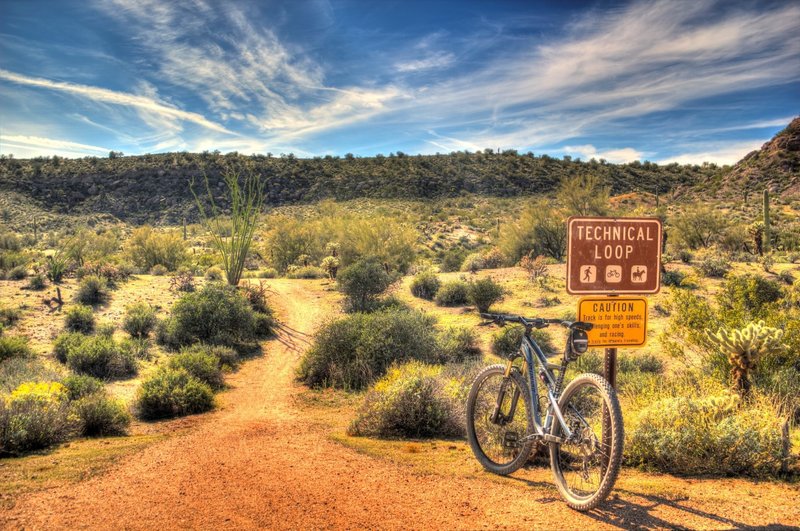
2,280,799,530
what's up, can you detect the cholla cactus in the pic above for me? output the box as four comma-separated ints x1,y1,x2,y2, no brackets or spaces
707,320,785,400
320,256,340,280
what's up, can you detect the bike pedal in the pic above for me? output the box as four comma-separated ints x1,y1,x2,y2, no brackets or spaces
502,431,520,448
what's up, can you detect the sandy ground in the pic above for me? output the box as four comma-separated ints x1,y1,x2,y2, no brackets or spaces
2,279,800,530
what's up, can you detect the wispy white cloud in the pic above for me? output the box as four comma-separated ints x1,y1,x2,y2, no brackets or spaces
656,140,765,165
562,145,643,163
395,51,455,72
1,134,110,157
0,69,232,134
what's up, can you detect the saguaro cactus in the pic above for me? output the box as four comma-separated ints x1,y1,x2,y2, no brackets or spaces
763,189,771,253
707,320,784,400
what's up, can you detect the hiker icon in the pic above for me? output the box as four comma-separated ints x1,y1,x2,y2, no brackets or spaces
580,265,596,283
631,266,647,283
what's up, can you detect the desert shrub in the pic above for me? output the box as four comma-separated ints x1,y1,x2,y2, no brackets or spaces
439,248,468,273
459,252,484,273
8,265,28,280
126,226,187,272
0,336,32,362
299,309,439,390
467,277,505,312
157,283,256,349
661,269,687,288
434,280,469,306
169,270,195,292
122,302,157,339
0,382,71,455
76,262,130,287
97,322,116,338
670,206,728,249
337,257,393,312
150,264,168,276
73,393,131,436
0,305,21,327
777,269,794,285
481,247,507,269
410,271,441,300
64,305,95,333
619,353,665,374
65,335,137,379
74,275,110,305
694,253,731,278
348,362,464,439
0,251,28,273
168,350,224,390
0,358,66,394
61,374,104,400
135,368,214,420
498,200,567,262
436,326,481,363
53,331,86,362
204,266,224,282
26,274,46,290
181,344,239,370
0,232,21,251
678,249,693,263
258,268,278,279
120,337,151,360
716,274,783,327
627,394,785,476
286,265,327,279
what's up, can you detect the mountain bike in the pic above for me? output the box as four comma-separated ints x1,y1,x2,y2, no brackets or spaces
466,312,623,511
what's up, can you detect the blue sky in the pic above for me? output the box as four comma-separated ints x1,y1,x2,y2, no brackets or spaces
0,0,798,164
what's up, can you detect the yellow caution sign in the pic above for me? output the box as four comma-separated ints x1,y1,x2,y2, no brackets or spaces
577,297,648,348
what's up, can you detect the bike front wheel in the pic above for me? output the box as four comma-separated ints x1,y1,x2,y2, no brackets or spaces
549,372,623,511
466,364,534,476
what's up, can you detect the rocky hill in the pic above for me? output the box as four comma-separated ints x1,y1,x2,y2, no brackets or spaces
714,116,800,198
0,150,723,226
3,116,799,227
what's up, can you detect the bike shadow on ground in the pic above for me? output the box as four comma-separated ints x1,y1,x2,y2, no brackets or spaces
584,488,796,530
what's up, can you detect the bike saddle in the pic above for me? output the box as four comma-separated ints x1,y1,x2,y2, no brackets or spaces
570,321,594,332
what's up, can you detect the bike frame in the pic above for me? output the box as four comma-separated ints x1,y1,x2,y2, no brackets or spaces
511,334,573,442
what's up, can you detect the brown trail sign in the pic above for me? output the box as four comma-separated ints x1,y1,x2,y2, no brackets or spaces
566,217,663,295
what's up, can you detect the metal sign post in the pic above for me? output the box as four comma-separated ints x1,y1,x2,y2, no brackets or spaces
566,216,662,472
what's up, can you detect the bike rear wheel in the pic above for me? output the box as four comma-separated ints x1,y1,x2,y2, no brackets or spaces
549,372,623,511
466,364,534,475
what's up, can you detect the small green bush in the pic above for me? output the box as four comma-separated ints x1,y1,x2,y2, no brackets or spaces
120,337,151,360
0,382,72,455
64,304,95,333
168,350,224,390
97,322,116,338
126,226,186,272
627,394,785,476
0,305,21,327
150,264,168,276
695,254,731,278
716,273,783,326
491,324,525,358
61,374,104,400
157,283,257,349
460,252,484,273
439,248,468,273
73,393,131,436
410,271,441,300
299,309,439,390
0,358,66,394
258,268,278,279
74,275,110,306
436,326,481,363
8,265,28,280
467,277,505,312
204,266,224,281
348,362,464,439
26,274,46,290
0,336,32,362
53,331,86,363
65,335,137,379
337,257,393,312
122,302,158,338
136,368,214,420
286,265,327,279
434,280,469,306
181,344,239,370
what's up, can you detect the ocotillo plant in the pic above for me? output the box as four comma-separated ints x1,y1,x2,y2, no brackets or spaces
191,171,265,286
763,189,771,253
707,320,784,400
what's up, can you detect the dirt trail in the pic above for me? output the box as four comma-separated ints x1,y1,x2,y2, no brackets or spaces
3,280,799,530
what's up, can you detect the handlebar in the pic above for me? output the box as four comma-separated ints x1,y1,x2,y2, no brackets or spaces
479,312,593,332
